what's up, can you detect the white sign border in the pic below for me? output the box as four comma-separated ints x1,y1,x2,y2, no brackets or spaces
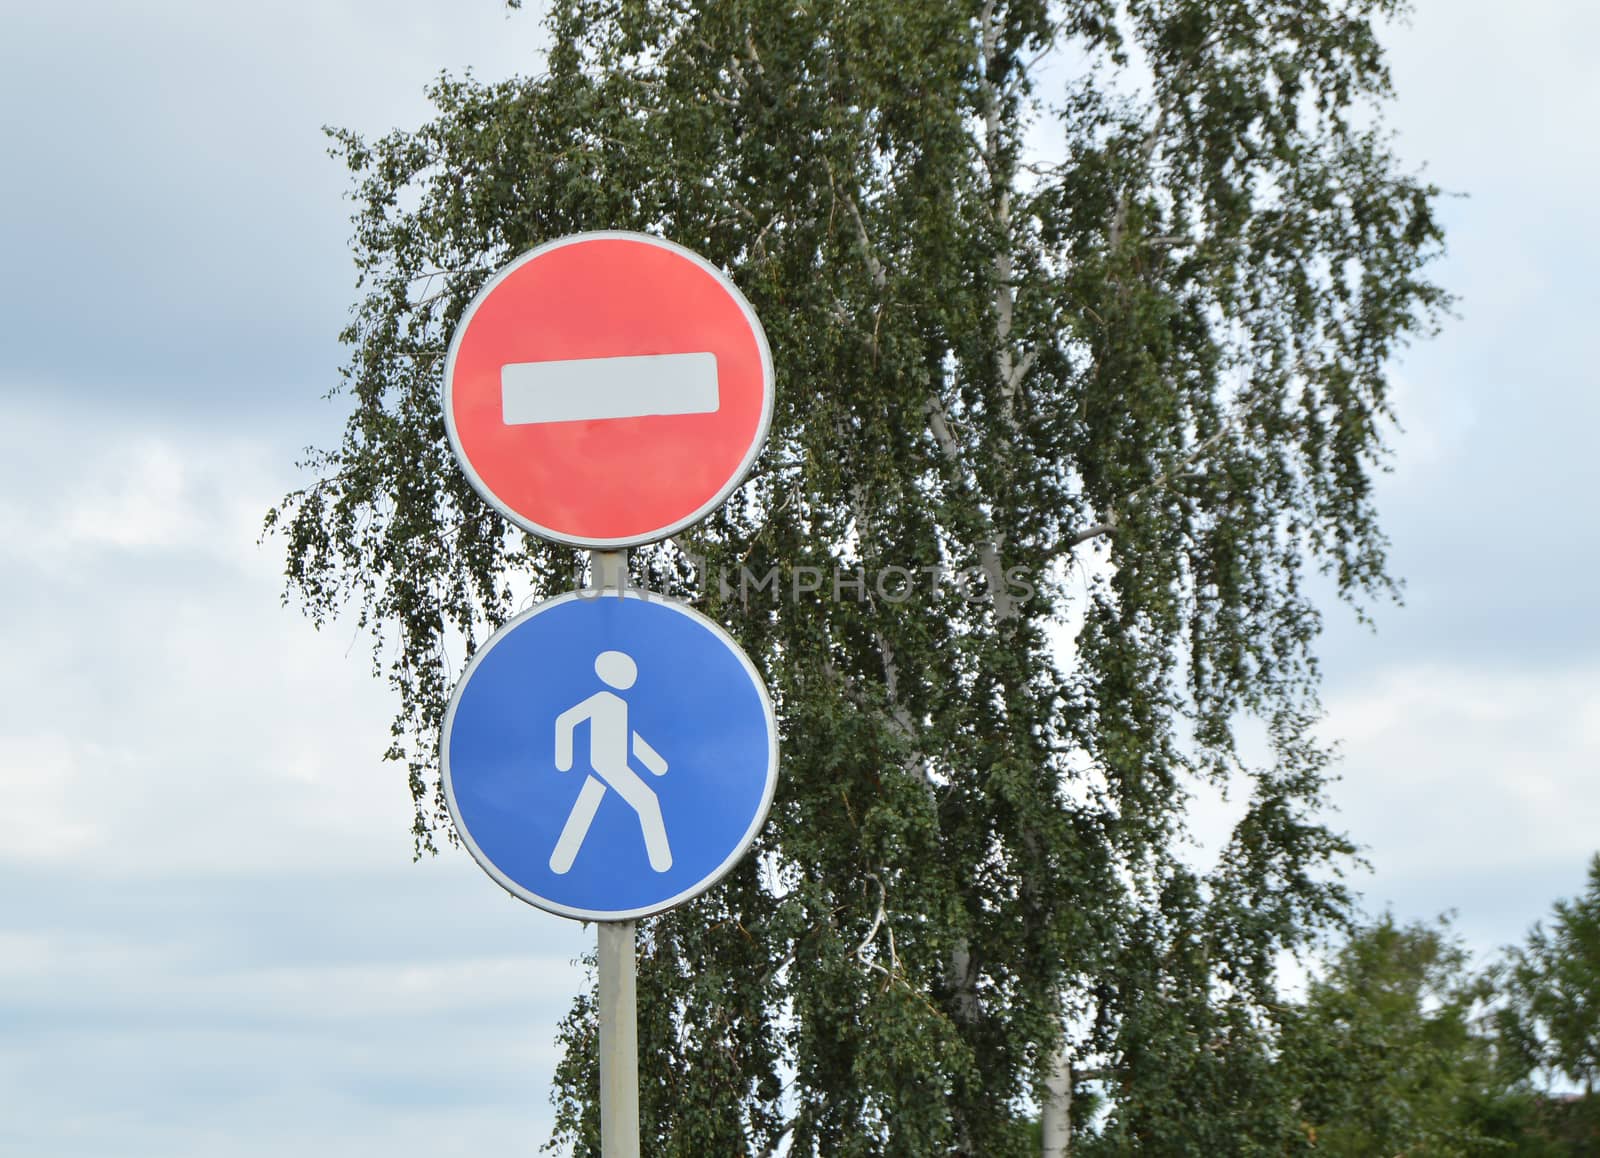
441,231,777,550
440,587,780,922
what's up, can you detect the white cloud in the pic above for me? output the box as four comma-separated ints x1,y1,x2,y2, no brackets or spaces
0,398,590,1155
0,393,438,873
0,399,272,567
1322,661,1600,951
1382,363,1481,478
2,734,102,861
1386,2,1600,199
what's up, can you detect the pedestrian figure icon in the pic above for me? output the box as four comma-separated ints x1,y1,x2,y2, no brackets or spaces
550,650,672,875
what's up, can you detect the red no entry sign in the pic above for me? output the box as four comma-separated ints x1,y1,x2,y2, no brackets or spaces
443,232,774,548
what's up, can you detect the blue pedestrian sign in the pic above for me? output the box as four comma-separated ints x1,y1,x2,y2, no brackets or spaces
442,589,778,921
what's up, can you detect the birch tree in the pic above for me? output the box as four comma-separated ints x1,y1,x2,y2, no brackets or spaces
268,0,1448,1151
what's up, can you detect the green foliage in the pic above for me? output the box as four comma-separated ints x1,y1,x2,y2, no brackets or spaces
1077,913,1595,1157
267,0,1450,1151
1521,1094,1600,1154
1277,915,1518,1156
1498,855,1600,1098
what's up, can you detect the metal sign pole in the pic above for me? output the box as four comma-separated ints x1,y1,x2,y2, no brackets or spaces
589,549,640,1158
597,920,639,1158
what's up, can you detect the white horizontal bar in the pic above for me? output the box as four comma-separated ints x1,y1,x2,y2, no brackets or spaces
500,352,719,426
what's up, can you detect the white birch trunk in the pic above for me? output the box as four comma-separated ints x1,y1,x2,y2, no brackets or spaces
1040,1046,1072,1157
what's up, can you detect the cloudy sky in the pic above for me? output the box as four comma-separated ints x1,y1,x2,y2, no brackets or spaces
2,1,1596,1153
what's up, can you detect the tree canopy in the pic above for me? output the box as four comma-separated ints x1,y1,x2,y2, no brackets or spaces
1276,915,1514,1156
1499,855,1600,1100
267,0,1449,1151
